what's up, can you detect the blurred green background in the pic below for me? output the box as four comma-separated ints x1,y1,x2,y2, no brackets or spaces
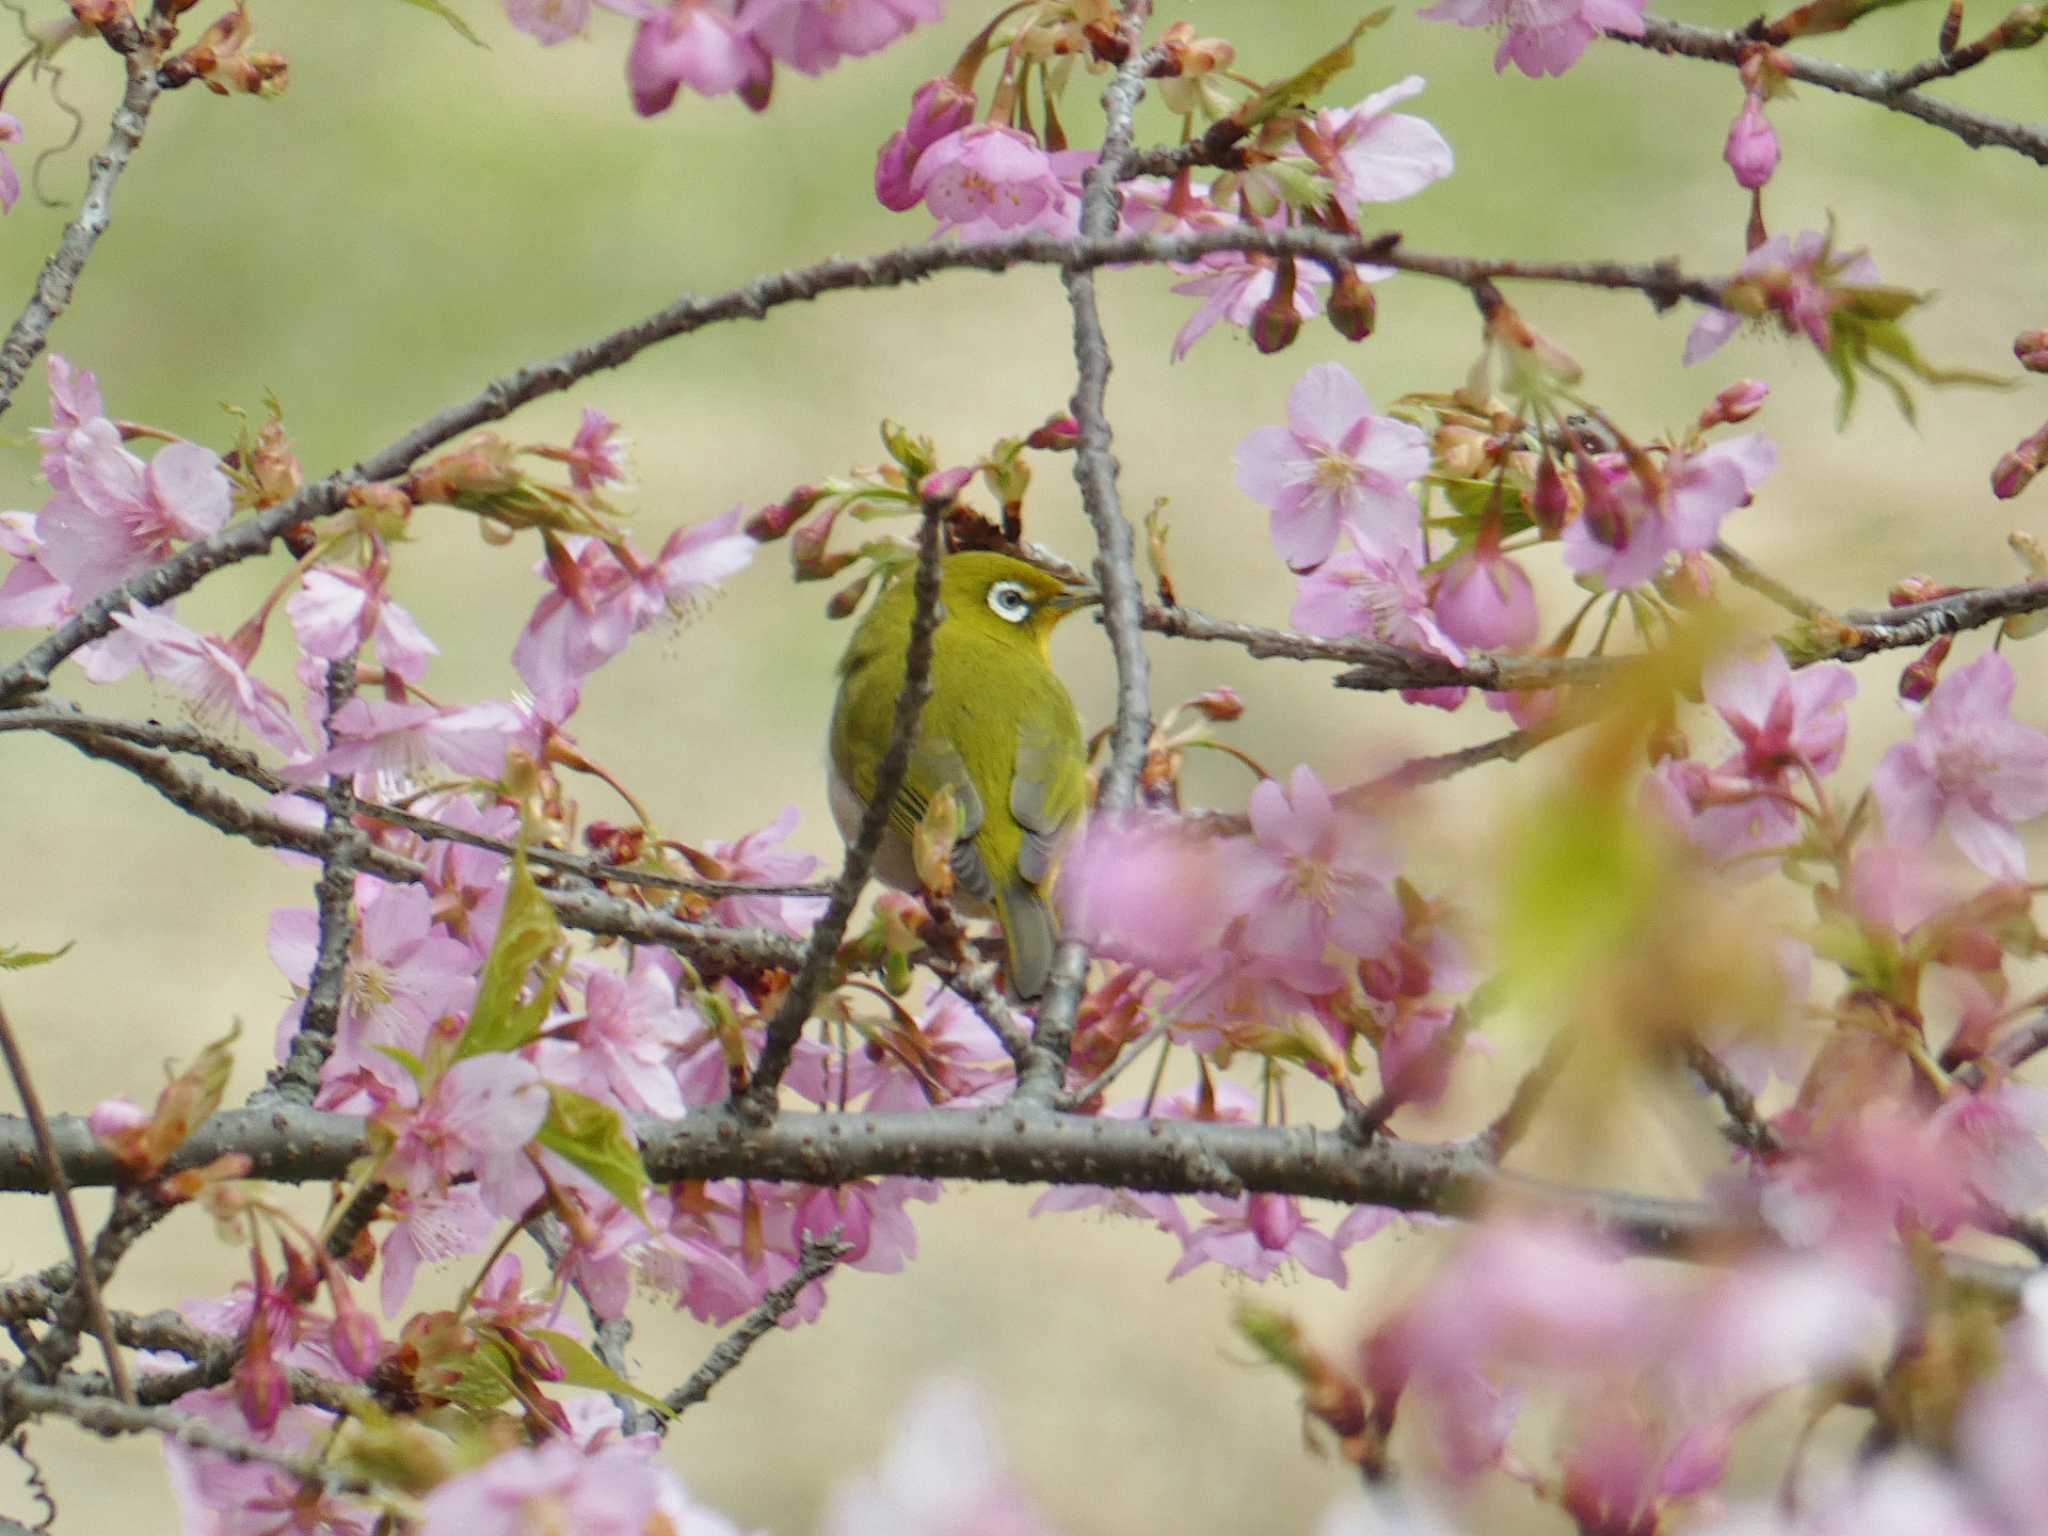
0,0,2044,1528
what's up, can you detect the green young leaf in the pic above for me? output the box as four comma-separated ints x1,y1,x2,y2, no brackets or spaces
1230,12,1388,131
394,0,487,46
535,1085,651,1221
457,846,565,1060
529,1329,673,1418
0,941,74,971
436,1336,520,1411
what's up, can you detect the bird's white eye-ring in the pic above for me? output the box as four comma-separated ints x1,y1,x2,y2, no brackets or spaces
987,580,1032,624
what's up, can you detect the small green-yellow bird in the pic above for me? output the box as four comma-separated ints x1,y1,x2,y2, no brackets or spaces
828,551,1095,1000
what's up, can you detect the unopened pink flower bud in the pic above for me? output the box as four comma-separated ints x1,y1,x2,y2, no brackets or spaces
1889,574,1964,606
234,1318,290,1435
918,464,975,506
1724,93,1780,190
744,485,823,541
1433,545,1541,650
1992,421,2048,500
1700,378,1770,429
1190,686,1244,722
825,570,873,619
1327,266,1378,343
1900,633,1953,702
331,1303,383,1379
2016,329,2048,373
1250,259,1302,355
87,1096,147,1148
1027,414,1080,451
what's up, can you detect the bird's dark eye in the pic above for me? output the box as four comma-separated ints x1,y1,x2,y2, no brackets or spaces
987,581,1031,623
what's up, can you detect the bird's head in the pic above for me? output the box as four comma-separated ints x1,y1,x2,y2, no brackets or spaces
940,551,1099,657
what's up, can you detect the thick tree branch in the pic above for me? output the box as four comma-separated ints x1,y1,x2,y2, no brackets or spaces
1616,13,2048,167
0,18,162,420
0,225,1727,705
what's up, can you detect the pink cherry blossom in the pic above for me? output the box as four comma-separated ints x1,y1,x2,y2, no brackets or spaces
1057,810,1236,978
0,512,68,628
381,1052,549,1216
794,1177,936,1273
544,950,699,1116
379,1184,497,1315
696,804,828,934
749,0,941,76
1562,435,1776,590
110,604,304,753
1168,1191,1365,1283
514,511,754,714
417,1439,676,1536
1235,363,1430,570
821,1379,1063,1536
504,0,590,43
165,1389,376,1536
282,696,526,792
286,563,437,681
1420,0,1646,77
549,1188,654,1319
270,883,478,1108
1725,91,1780,190
1171,251,1330,362
875,76,976,210
36,418,230,602
1669,645,1856,860
0,113,21,213
1227,764,1402,969
627,0,770,116
908,124,1088,239
1310,77,1456,221
1292,527,1464,673
563,405,631,491
1686,229,1883,365
1431,541,1540,651
1873,651,2048,880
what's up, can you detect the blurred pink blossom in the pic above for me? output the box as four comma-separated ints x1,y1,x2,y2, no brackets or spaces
1874,651,2048,880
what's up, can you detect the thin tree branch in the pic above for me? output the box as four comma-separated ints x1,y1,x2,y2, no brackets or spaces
928,956,1036,1073
34,720,807,980
1020,3,1158,1108
661,1233,849,1421
1711,540,1832,623
265,656,366,1105
0,999,129,1405
1616,12,2048,167
0,16,162,420
0,1374,377,1501
1681,1039,1781,1157
6,1189,168,1437
1831,577,2048,660
743,506,945,1112
527,1214,649,1436
0,225,1728,705
0,701,829,901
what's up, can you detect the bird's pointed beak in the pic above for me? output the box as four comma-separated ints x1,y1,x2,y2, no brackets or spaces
1047,584,1102,615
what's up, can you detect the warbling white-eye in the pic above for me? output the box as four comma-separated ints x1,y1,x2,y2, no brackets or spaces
828,551,1095,1000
